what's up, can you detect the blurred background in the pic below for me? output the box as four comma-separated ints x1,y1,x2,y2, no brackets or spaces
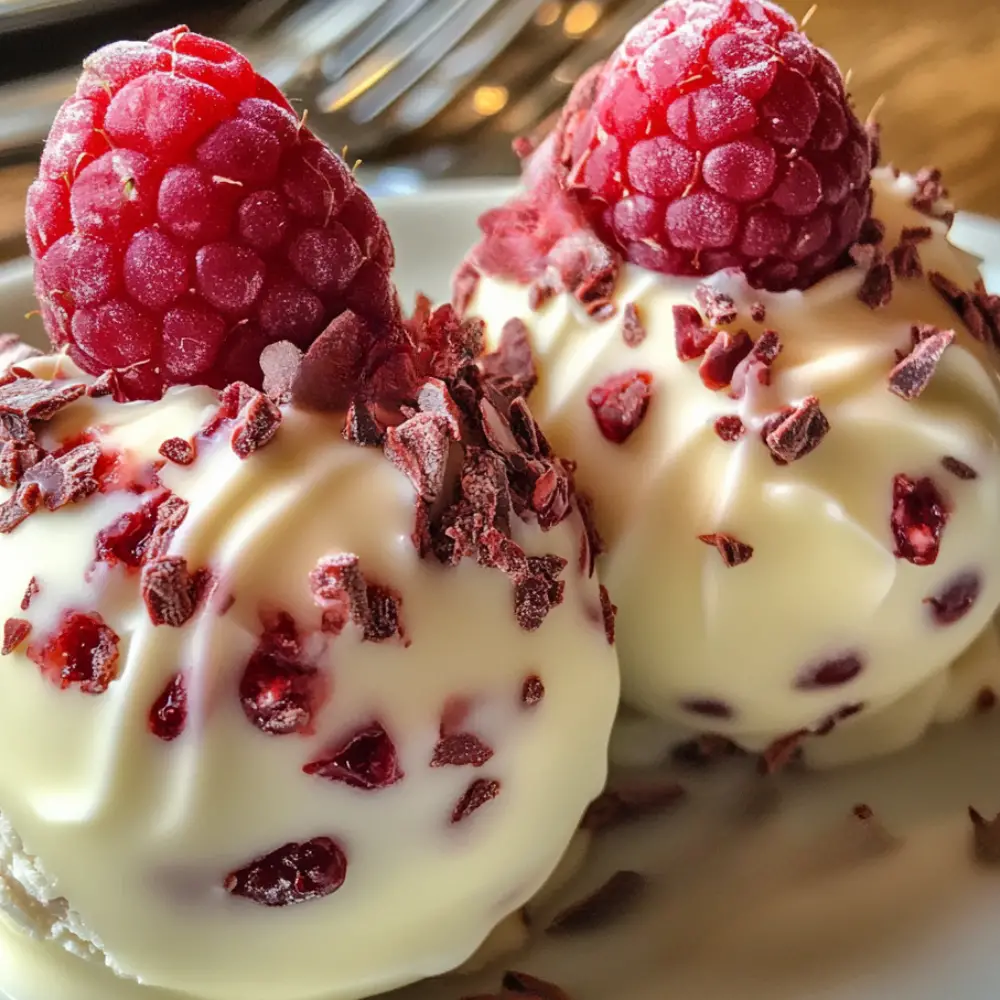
0,0,996,260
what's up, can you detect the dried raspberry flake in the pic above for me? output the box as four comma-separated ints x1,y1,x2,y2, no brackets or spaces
364,584,403,643
698,532,753,567
857,217,886,246
763,396,829,464
750,302,767,323
621,303,647,348
239,612,324,735
795,652,865,690
159,436,196,466
231,391,282,459
888,328,954,400
451,777,501,824
528,276,558,311
28,610,119,693
699,330,753,391
891,474,948,566
0,482,43,533
0,376,86,437
20,577,39,611
714,415,746,441
224,836,348,906
480,318,538,402
452,260,481,318
587,369,653,444
730,330,781,398
22,442,104,510
547,870,646,936
514,555,567,632
342,399,385,447
759,730,807,775
673,305,714,361
968,807,1000,866
86,369,125,400
925,571,981,625
147,494,189,561
303,722,404,790
2,618,31,655
260,340,303,405
694,285,737,326
148,672,187,741
142,556,206,627
941,456,978,481
929,271,989,341
97,494,168,568
901,226,933,245
0,439,46,489
597,584,616,645
857,255,893,309
502,971,571,1000
911,167,953,222
309,553,369,635
888,236,924,280
680,697,734,719
431,732,494,768
521,674,545,707
976,688,997,713
0,335,40,372
582,780,685,833
415,378,462,439
384,412,451,501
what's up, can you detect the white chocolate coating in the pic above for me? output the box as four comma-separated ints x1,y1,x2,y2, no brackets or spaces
0,358,619,1000
472,169,1000,759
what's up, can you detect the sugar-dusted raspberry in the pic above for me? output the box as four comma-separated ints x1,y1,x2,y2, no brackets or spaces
27,26,396,400
482,0,874,293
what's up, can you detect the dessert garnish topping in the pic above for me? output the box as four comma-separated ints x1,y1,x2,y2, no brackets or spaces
762,395,829,464
698,532,753,567
451,777,501,824
891,474,948,566
888,327,954,400
587,369,654,443
925,571,981,625
622,302,647,347
224,836,347,906
303,722,404,790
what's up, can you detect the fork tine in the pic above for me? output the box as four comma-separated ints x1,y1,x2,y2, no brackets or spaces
322,0,436,80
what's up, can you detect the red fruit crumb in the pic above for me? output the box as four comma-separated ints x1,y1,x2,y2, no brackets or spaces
891,474,948,566
587,370,654,443
159,437,196,465
239,612,324,735
20,577,40,611
451,778,501,824
141,556,206,627
522,674,545,707
699,330,754,391
28,610,120,693
680,698,734,719
29,27,396,400
96,493,169,568
762,396,829,464
598,584,617,645
224,836,347,906
698,532,753,566
888,328,954,400
512,0,873,292
673,305,715,361
384,412,451,501
925,571,981,625
942,456,978,481
622,303,647,347
431,733,494,768
795,653,864,690
2,618,31,655
714,415,745,441
303,722,404,790
148,672,188,741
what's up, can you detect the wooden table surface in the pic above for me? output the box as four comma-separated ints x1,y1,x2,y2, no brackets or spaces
0,0,996,259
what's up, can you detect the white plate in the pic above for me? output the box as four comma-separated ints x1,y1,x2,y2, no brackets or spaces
3,188,1000,1000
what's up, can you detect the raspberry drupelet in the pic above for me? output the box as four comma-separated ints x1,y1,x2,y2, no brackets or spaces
26,26,396,399
470,0,876,294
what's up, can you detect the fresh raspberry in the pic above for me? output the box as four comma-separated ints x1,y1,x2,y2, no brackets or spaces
470,0,874,294
26,26,396,400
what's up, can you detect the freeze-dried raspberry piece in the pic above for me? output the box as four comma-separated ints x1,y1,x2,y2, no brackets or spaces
142,555,205,626
673,304,714,361
514,554,567,631
364,584,403,643
910,166,953,223
941,456,977,481
159,437,196,465
342,399,384,447
730,328,781,397
587,370,654,443
480,318,537,400
891,474,948,566
86,369,125,400
416,378,462,439
622,302,647,347
714,415,745,441
28,610,119,693
260,340,302,404
795,652,864,689
694,285,737,326
2,618,31,655
762,396,829,464
384,412,451,501
431,732,494,768
224,836,347,906
0,376,86,434
231,391,281,458
148,672,187,740
598,584,616,644
96,492,170,567
239,612,324,735
888,328,954,400
303,722,404,790
750,302,767,323
888,227,930,280
22,442,104,510
925,571,981,625
681,698,735,719
0,335,41,373
521,674,545,706
451,778,501,824
698,532,753,566
699,330,753,390
310,553,366,634
0,482,43,533
0,439,46,488
20,577,39,611
452,260,480,317
929,271,989,341
856,252,893,309
147,494,189,560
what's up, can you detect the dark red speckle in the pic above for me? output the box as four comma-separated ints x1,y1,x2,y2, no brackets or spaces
587,370,654,444
303,722,404,790
451,778,501,824
148,672,188,741
891,474,948,566
28,610,119,693
431,732,494,768
224,837,347,907
925,571,981,625
795,653,865,690
680,698,734,720
521,674,545,707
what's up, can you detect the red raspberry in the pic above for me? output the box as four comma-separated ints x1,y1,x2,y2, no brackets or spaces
26,26,396,400
486,0,875,293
